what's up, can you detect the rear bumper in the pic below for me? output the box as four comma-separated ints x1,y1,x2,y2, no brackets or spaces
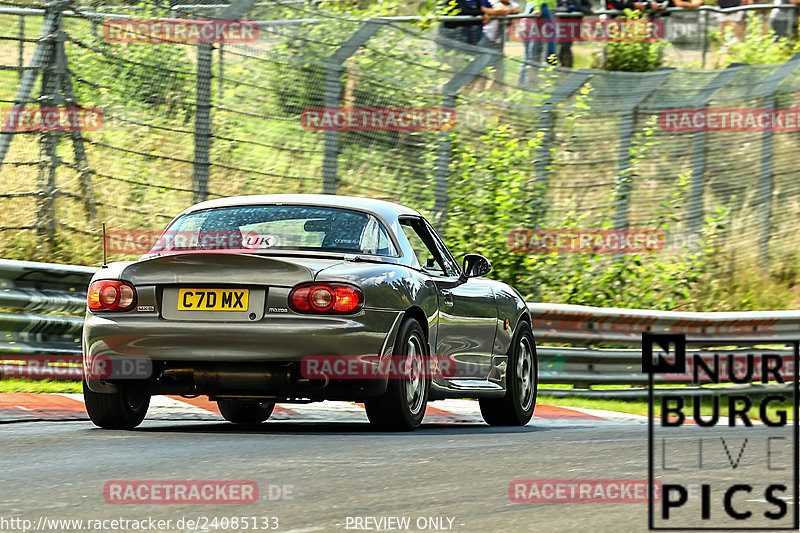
82,309,404,399
83,308,403,362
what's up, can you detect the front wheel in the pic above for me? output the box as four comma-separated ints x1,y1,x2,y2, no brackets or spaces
217,399,275,424
83,380,150,430
365,318,429,431
480,320,537,426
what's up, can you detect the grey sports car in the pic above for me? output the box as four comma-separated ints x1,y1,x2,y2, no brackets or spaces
82,194,537,431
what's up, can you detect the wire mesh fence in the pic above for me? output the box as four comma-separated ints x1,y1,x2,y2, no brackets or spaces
1,0,800,287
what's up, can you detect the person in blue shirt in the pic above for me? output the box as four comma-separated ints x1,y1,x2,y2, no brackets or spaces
442,0,512,45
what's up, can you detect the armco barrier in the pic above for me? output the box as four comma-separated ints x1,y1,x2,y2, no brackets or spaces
0,260,94,376
529,303,799,397
0,259,796,397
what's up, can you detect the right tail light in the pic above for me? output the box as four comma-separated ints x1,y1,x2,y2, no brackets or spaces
289,283,363,314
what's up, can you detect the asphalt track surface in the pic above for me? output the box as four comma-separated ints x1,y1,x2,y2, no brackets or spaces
0,395,793,533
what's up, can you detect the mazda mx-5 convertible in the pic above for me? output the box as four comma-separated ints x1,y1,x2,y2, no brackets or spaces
82,194,537,431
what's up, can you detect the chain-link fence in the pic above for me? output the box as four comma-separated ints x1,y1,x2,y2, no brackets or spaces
1,0,800,277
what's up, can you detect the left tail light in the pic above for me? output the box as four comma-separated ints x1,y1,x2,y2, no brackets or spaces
88,280,137,312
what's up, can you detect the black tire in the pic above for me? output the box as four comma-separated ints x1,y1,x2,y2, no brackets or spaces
480,320,537,426
217,399,275,424
365,318,429,431
83,380,150,430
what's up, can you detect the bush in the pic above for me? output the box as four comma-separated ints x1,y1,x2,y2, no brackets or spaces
445,111,725,310
717,13,800,66
66,17,194,119
594,11,668,72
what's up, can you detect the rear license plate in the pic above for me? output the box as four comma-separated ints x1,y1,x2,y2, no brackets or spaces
177,288,249,311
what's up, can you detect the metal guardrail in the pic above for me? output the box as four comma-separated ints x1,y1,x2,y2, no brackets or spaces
0,260,93,366
0,260,796,398
529,303,799,397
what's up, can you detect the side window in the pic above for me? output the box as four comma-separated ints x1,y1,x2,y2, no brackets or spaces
400,219,451,276
423,221,460,276
360,217,397,256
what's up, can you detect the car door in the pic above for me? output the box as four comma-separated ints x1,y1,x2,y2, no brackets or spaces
399,217,498,380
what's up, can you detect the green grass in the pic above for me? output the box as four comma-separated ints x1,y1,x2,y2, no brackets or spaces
540,391,795,421
540,394,650,416
0,379,82,393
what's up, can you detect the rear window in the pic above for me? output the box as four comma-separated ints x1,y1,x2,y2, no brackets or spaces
149,205,397,256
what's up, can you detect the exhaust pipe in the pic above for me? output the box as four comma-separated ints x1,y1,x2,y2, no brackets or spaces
162,365,329,391
296,374,329,390
162,365,293,390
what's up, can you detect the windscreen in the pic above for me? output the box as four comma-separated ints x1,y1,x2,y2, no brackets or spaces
149,205,397,256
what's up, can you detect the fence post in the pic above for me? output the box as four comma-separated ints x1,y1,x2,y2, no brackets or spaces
191,0,258,204
435,92,457,228
433,50,495,229
700,10,708,69
533,71,592,199
321,19,387,195
36,4,68,258
1,1,98,246
192,43,213,203
0,6,61,169
686,64,742,238
613,70,672,232
18,15,24,82
753,53,800,265
60,35,97,220
218,43,224,96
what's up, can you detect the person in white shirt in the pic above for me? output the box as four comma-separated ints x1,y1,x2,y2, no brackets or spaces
478,0,520,89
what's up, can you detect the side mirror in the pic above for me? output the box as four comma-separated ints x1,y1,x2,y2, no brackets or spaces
459,254,492,282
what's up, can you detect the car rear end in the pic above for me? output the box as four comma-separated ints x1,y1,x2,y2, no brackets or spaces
82,203,404,402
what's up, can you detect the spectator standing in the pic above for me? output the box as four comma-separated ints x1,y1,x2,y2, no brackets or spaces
529,0,559,63
771,0,800,38
555,0,593,67
479,0,520,88
518,0,558,85
606,0,664,12
718,0,752,43
441,0,508,46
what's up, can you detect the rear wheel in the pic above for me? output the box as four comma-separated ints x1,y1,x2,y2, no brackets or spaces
83,380,150,430
365,318,429,431
217,399,275,424
480,320,537,426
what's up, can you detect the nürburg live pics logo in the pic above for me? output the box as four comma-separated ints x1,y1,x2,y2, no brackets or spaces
644,332,799,530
